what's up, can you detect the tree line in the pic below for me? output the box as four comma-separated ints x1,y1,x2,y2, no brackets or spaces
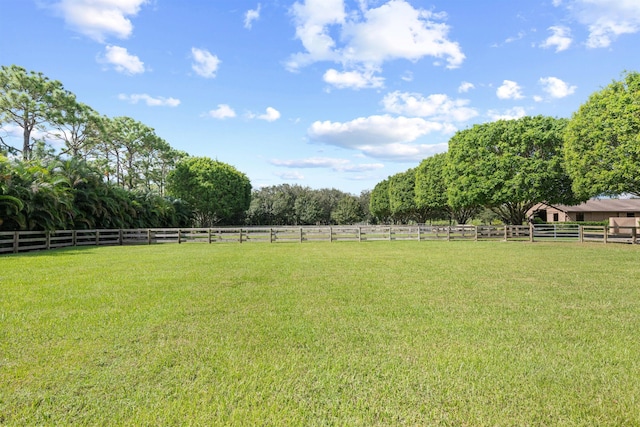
369,71,640,225
0,65,371,231
3,66,639,230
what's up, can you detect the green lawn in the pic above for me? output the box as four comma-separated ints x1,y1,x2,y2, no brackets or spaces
1,241,640,425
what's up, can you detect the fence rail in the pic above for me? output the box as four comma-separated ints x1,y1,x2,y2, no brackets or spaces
0,224,638,255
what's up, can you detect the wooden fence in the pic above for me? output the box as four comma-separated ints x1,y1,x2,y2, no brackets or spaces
0,224,638,255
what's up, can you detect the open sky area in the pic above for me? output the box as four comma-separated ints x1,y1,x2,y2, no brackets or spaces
2,0,640,194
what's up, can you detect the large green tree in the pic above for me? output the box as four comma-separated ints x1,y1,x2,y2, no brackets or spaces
564,71,640,198
388,168,428,223
167,157,251,226
447,115,575,225
415,153,479,224
369,179,391,223
331,195,364,225
0,65,75,160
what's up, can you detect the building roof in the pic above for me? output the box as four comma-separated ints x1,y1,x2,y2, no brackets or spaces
550,199,640,213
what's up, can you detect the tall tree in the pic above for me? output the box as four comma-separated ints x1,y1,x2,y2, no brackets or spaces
0,65,73,160
369,179,391,223
167,156,251,226
564,71,640,198
331,195,364,225
447,115,575,225
47,100,100,159
415,153,478,224
389,168,428,223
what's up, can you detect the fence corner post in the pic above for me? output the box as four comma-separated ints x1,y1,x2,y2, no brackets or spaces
13,231,19,253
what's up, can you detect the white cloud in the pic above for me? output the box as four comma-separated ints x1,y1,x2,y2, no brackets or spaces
118,93,180,107
258,107,281,122
244,4,261,29
276,171,305,180
539,77,577,98
53,0,148,42
401,71,414,82
496,80,524,100
358,142,448,162
557,0,640,48
382,91,478,122
191,47,220,78
487,107,527,121
207,104,236,119
287,0,464,77
270,157,384,172
308,114,454,161
101,45,145,74
323,68,384,89
540,26,573,52
458,81,475,93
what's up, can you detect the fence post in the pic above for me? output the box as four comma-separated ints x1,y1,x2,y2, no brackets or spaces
632,227,637,245
579,226,584,243
72,230,77,246
604,226,608,244
503,225,508,241
13,231,19,253
300,227,303,243
177,229,181,244
46,231,51,250
97,230,101,246
388,226,392,241
148,229,152,245
330,226,333,242
270,228,274,243
475,226,479,242
358,226,362,242
529,223,534,243
447,226,450,241
208,228,212,244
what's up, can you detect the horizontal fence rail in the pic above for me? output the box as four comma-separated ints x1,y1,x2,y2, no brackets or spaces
0,224,638,255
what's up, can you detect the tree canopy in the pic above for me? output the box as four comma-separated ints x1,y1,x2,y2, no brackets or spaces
564,71,640,198
0,65,75,160
167,157,251,226
447,115,575,225
415,152,478,224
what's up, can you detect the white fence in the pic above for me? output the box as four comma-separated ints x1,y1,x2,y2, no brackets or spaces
0,224,637,255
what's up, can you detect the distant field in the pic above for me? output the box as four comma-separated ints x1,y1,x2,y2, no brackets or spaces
2,241,640,425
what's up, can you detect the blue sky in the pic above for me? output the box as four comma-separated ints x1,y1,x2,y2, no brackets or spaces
2,0,640,194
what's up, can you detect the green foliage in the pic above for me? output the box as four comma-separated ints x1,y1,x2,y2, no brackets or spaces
167,156,251,226
3,243,640,424
331,195,364,224
447,115,575,224
245,184,367,226
564,71,640,198
0,156,191,231
0,65,75,160
369,179,391,223
388,168,427,223
415,153,478,224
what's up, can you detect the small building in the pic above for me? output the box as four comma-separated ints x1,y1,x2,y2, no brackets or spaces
530,199,640,223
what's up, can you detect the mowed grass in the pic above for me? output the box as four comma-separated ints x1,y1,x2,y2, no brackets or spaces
1,241,640,426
